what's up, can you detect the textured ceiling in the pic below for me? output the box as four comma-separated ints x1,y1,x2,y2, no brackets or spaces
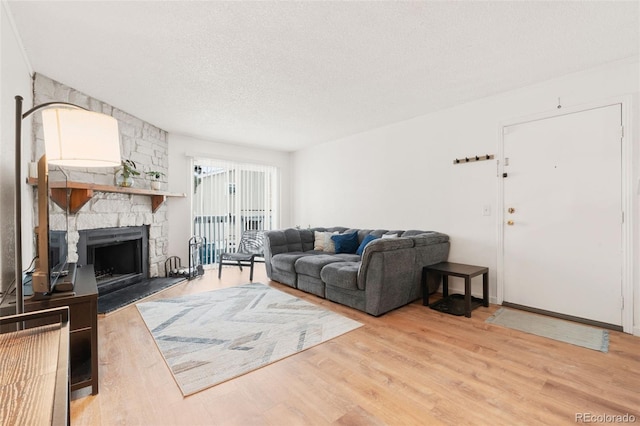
7,1,639,152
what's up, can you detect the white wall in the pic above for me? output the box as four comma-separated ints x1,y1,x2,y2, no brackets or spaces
0,1,33,293
292,58,640,332
167,133,292,261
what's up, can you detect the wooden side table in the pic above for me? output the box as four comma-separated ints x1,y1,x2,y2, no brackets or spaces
421,262,489,317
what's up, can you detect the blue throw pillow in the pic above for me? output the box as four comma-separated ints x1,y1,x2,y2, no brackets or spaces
356,234,379,255
331,231,360,254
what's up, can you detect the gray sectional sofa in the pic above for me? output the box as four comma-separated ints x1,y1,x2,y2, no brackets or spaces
264,227,450,316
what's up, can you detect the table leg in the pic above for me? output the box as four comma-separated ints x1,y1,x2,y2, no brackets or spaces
421,268,429,306
464,277,471,318
482,272,489,307
442,275,449,298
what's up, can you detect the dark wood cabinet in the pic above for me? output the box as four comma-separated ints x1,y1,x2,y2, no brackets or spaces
2,265,99,395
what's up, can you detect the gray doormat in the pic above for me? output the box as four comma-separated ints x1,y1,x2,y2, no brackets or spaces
486,308,609,352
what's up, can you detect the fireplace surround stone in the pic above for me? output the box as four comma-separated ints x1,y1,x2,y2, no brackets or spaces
32,74,170,277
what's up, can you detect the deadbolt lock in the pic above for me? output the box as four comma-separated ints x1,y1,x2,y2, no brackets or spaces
508,207,516,214
507,220,514,226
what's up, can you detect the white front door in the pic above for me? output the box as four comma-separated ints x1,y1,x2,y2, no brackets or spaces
502,104,623,327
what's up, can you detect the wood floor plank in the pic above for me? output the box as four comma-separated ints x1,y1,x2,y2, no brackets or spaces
70,265,640,425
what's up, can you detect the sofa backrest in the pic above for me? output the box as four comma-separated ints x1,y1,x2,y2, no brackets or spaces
265,228,314,256
310,227,349,232
409,232,449,246
265,227,444,255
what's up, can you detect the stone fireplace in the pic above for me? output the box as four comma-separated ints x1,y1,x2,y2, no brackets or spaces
33,74,170,280
77,226,149,294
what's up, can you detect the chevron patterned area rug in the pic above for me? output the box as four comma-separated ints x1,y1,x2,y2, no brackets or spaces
137,283,363,396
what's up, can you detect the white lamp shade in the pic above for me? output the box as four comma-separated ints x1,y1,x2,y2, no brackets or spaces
42,108,121,167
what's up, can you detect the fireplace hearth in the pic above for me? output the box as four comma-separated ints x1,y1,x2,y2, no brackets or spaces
77,226,149,295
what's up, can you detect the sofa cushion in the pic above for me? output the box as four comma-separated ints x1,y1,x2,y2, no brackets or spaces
314,231,326,251
272,252,318,274
331,231,359,254
333,253,361,262
321,261,361,291
356,234,379,255
323,232,338,253
313,229,345,251
295,255,344,278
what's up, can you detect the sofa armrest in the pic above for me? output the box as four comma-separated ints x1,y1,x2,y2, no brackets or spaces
358,237,414,289
357,231,449,287
410,232,449,246
357,234,450,315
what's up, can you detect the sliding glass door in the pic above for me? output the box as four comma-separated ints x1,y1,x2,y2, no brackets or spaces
192,158,278,265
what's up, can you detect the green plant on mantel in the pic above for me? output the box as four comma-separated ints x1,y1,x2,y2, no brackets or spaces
120,159,140,179
116,159,141,187
145,170,165,180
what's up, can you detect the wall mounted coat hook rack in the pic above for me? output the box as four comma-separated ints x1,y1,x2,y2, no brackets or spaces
453,154,494,165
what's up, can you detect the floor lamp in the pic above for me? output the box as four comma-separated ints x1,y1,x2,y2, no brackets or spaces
14,95,121,315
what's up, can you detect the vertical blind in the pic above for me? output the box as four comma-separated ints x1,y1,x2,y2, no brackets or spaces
192,158,278,264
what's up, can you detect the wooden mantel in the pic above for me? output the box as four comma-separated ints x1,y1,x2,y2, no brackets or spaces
27,178,186,213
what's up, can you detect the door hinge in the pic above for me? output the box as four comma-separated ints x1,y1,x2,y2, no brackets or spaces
621,126,624,139
621,297,624,310
622,211,624,223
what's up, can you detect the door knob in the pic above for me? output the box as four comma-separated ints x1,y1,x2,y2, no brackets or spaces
507,220,514,226
508,207,515,214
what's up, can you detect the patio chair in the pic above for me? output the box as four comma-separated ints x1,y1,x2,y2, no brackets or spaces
218,230,265,281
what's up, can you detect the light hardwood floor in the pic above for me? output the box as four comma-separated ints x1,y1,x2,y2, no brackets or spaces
71,265,640,425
